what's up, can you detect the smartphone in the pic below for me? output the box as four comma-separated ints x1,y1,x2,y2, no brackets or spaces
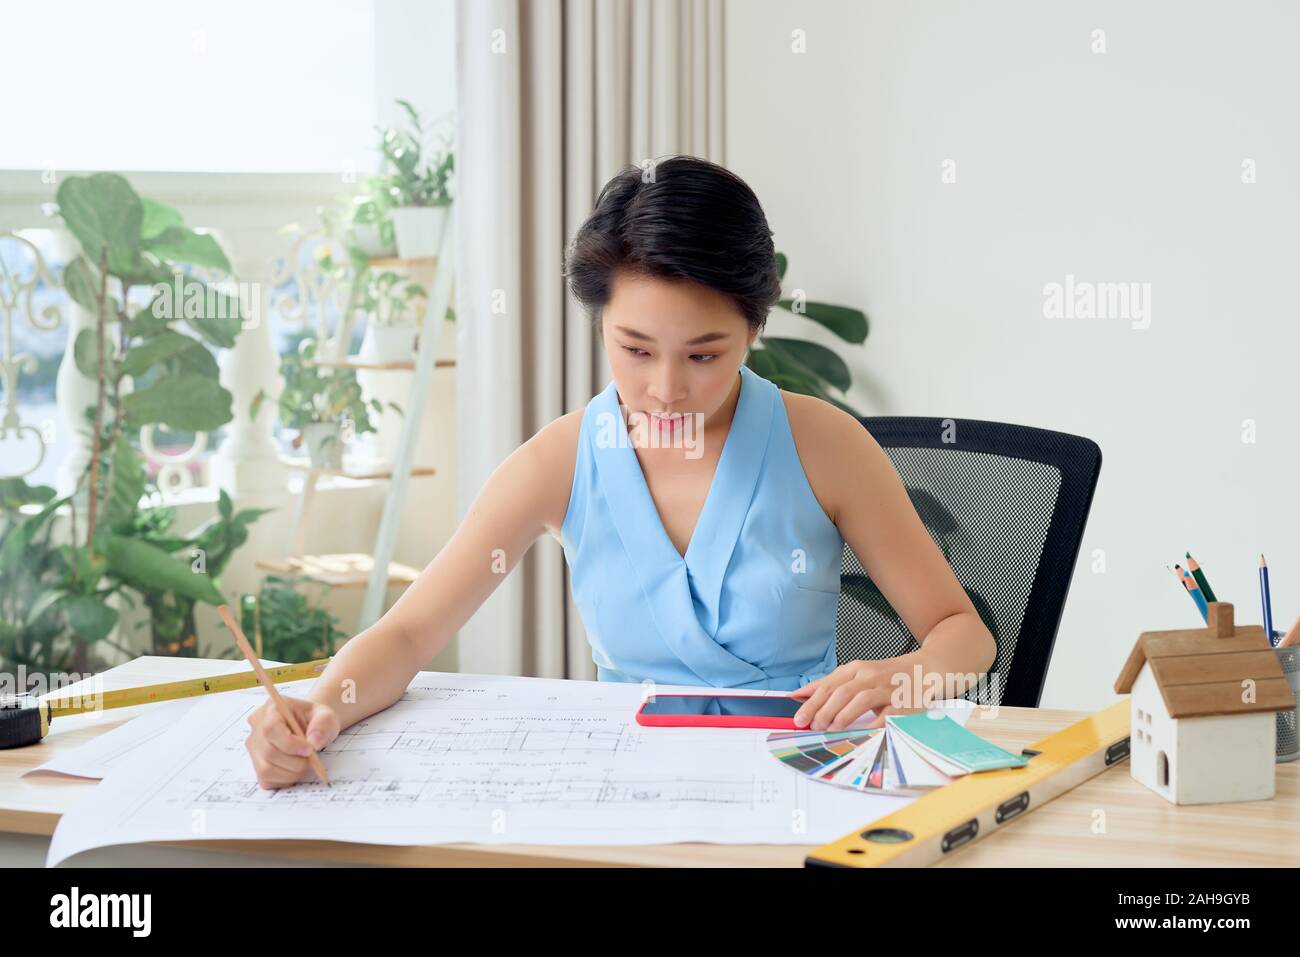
635,692,803,729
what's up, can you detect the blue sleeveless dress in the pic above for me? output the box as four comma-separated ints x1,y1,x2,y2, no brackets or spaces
561,364,845,690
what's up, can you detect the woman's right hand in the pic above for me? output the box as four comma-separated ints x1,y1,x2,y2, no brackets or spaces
244,695,341,790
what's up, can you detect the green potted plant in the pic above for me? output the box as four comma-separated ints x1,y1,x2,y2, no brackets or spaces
349,175,400,258
259,338,392,469
377,99,454,259
35,172,255,663
114,488,273,657
322,174,399,261
238,574,348,663
312,244,428,364
358,268,429,362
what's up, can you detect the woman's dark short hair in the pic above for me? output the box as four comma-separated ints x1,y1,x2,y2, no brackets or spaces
563,155,781,335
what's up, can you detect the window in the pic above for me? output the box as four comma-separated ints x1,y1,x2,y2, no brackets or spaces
2,0,377,174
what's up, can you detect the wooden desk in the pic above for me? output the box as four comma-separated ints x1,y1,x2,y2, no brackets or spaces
3,668,1298,866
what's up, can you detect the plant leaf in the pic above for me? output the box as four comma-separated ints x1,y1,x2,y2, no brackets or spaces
162,335,219,381
777,300,869,344
104,534,226,606
59,594,119,643
0,477,55,511
144,227,232,273
120,330,199,377
73,328,104,379
140,198,183,240
55,173,143,276
63,257,101,314
0,494,68,574
106,440,146,533
122,377,233,432
113,255,175,288
125,302,172,338
184,312,242,350
143,274,242,345
24,587,66,629
760,336,852,393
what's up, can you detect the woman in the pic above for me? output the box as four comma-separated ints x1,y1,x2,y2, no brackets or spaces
245,155,996,789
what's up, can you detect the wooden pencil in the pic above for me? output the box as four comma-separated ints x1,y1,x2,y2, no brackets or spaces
1279,616,1300,649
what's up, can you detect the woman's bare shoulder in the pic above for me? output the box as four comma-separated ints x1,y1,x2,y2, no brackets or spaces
778,388,864,527
525,408,586,540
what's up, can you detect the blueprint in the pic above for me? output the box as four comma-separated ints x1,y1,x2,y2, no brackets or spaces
46,671,975,865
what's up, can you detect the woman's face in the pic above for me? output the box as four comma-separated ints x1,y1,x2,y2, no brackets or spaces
601,270,757,452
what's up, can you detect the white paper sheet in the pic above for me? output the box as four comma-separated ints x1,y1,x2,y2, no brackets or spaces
887,727,957,788
46,671,930,866
26,698,194,780
25,658,290,780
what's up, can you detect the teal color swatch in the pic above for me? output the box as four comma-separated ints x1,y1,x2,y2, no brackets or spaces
886,712,1028,773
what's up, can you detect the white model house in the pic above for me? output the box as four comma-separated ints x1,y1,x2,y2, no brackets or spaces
1113,601,1294,805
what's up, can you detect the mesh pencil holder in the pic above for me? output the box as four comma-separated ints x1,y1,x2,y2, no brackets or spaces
1275,639,1300,763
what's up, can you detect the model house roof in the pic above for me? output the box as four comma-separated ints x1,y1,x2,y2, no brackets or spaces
1114,602,1296,718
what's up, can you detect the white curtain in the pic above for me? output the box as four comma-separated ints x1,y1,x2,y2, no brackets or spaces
454,0,726,679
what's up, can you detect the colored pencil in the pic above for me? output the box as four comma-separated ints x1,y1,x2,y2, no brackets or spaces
1184,552,1218,603
1176,564,1209,623
1168,565,1200,619
1260,554,1276,647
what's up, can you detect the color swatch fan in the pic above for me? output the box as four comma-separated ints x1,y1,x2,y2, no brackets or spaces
767,709,1028,797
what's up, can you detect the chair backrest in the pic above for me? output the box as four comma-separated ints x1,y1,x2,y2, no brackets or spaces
834,417,1102,708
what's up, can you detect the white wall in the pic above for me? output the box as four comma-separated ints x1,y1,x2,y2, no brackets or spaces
725,0,1300,710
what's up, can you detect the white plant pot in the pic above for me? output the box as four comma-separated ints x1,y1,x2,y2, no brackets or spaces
301,421,343,470
360,322,419,364
391,205,448,259
350,222,395,259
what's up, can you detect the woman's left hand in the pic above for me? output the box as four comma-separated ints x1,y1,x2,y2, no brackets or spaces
790,655,926,731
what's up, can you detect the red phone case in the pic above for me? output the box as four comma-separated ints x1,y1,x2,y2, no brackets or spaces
635,693,801,729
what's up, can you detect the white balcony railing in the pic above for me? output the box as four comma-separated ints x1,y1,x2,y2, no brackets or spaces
0,171,460,667
0,171,361,497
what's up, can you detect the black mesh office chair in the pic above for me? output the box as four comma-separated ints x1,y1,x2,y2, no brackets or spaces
835,417,1102,708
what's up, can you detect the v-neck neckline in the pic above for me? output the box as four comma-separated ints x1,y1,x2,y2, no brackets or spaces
613,368,747,565
578,363,795,686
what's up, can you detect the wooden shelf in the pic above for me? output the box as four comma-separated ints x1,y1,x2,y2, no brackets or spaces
367,256,438,268
279,455,435,480
256,553,420,589
303,357,456,371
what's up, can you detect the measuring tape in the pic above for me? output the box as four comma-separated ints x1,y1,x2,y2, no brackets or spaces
805,700,1131,867
0,658,330,750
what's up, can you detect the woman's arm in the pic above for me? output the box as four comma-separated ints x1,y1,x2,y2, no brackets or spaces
303,416,573,733
789,403,998,731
